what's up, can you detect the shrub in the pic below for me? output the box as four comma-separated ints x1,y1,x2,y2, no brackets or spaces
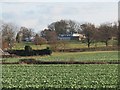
34,48,52,56
24,45,33,56
46,47,50,50
25,45,32,52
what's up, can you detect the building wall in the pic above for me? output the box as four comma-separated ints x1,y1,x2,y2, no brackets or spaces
58,33,86,41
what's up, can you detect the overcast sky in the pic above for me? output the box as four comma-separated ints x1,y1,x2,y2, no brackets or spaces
0,0,119,32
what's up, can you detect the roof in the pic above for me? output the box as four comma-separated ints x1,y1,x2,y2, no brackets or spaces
72,34,80,37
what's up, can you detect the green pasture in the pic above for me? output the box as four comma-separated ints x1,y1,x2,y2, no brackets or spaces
12,42,49,50
2,64,118,89
12,40,117,50
3,51,118,63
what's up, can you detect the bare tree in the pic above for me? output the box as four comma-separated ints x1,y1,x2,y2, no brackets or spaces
48,22,56,31
1,22,17,50
67,20,81,33
41,29,59,51
34,34,47,45
18,27,34,42
80,23,96,48
41,29,57,43
98,23,113,46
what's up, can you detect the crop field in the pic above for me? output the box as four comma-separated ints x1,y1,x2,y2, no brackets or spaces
3,51,118,63
2,64,118,89
2,51,119,89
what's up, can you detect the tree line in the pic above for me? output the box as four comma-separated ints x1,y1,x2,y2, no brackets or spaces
42,20,118,48
0,19,119,50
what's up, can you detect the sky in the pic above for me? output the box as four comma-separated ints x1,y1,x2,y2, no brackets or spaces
0,0,119,32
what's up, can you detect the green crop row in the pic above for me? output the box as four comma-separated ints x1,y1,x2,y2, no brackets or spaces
2,64,118,89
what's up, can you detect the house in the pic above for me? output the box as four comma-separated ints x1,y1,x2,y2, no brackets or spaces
23,37,34,42
72,33,86,41
58,34,72,40
58,33,86,41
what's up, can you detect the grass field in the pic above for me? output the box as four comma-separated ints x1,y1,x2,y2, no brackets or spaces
12,40,117,50
2,64,118,89
3,51,118,63
12,42,49,50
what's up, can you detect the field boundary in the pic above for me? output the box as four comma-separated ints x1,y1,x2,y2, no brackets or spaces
58,46,118,52
1,60,120,64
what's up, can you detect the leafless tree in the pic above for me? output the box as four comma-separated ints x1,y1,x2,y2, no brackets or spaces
98,23,113,46
67,20,81,33
1,22,17,50
41,29,57,43
17,27,34,41
34,34,47,45
80,23,96,48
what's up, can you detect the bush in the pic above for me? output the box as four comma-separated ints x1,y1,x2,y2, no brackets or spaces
46,47,50,50
7,46,52,56
25,45,32,52
24,45,33,56
34,48,52,56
